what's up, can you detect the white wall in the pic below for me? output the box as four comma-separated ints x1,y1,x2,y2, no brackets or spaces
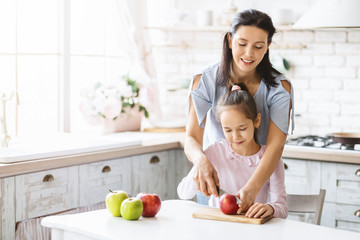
146,0,360,136
272,30,360,135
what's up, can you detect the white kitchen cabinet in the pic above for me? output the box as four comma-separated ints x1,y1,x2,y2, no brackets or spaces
283,158,322,224
321,162,360,232
0,179,1,237
283,158,321,194
15,166,79,222
1,177,16,240
174,149,193,198
0,148,194,239
283,158,360,232
79,157,132,207
78,150,188,206
130,151,176,200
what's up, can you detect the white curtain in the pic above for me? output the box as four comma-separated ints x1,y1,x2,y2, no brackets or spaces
116,0,161,117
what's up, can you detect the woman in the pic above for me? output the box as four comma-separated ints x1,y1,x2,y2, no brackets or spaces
184,9,294,214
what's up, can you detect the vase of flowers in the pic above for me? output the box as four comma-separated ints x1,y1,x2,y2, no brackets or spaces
80,75,149,133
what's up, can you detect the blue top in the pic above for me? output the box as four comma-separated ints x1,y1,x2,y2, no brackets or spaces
189,62,295,149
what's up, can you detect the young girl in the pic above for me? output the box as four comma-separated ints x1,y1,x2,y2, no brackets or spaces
178,84,287,219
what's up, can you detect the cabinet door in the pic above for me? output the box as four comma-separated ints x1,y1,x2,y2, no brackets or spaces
131,151,175,200
0,178,2,237
1,177,15,239
79,157,131,206
174,149,193,199
321,162,360,231
283,158,322,224
322,162,360,204
283,158,321,194
15,166,79,221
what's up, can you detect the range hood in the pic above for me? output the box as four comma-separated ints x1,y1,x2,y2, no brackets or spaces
293,0,360,29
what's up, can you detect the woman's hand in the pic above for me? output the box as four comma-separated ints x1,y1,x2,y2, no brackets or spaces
240,202,274,219
193,156,219,196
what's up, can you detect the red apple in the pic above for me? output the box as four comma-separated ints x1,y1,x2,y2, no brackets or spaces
136,193,162,217
219,194,239,215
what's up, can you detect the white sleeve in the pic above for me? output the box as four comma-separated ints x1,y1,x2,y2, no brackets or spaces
208,195,220,208
177,167,197,199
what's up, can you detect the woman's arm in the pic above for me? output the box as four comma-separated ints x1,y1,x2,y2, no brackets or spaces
246,157,288,219
237,80,292,213
184,75,219,197
237,121,286,212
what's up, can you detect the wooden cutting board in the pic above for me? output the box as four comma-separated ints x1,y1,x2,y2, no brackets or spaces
192,207,272,224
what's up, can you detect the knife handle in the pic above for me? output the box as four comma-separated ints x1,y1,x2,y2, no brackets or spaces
216,186,220,196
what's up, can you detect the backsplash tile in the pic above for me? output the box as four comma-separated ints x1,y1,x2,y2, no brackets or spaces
149,28,360,135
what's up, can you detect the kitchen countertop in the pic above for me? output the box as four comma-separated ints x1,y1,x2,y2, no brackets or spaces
0,132,185,178
41,199,360,240
0,131,359,178
283,145,360,164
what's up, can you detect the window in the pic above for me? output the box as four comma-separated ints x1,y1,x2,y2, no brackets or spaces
0,0,138,138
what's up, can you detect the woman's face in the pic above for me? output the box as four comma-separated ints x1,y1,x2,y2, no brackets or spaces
228,25,269,74
220,107,260,155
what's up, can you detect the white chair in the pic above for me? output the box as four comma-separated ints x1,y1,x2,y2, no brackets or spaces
287,189,326,225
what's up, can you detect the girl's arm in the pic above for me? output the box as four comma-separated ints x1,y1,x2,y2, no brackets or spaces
237,80,292,213
184,75,219,197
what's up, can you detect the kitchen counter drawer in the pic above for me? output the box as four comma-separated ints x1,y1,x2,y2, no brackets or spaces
130,151,175,200
322,162,360,204
323,202,360,232
336,203,360,224
79,157,132,206
15,166,79,221
283,158,321,194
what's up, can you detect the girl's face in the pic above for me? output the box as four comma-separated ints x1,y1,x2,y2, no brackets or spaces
220,107,260,155
228,25,269,74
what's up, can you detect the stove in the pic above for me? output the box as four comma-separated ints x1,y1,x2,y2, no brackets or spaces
286,135,360,151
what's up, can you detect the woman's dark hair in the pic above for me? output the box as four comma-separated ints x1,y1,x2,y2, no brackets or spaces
216,83,259,143
217,9,280,89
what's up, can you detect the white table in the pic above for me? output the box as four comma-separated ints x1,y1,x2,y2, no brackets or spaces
42,200,360,240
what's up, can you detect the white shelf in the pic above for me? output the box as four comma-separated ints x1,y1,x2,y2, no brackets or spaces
145,25,294,32
145,25,228,32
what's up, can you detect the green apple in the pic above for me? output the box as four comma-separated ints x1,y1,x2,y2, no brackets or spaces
121,197,143,220
105,190,129,217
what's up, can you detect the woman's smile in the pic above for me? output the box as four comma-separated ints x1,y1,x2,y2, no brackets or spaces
241,58,255,65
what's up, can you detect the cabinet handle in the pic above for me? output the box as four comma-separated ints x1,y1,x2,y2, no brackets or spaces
355,169,360,176
102,165,111,173
150,156,160,164
43,174,54,182
355,210,360,217
284,163,288,170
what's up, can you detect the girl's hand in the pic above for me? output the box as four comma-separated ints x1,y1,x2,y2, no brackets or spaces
193,156,219,197
236,185,257,213
241,202,274,219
